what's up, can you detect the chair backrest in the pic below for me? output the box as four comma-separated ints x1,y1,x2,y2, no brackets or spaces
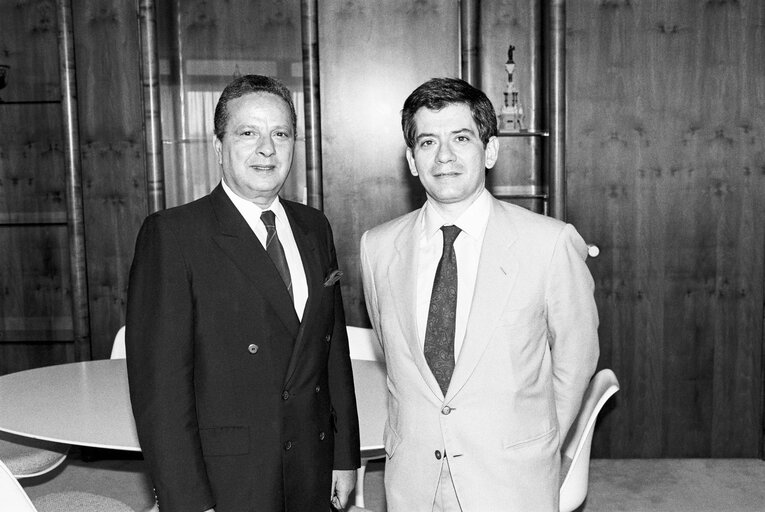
111,325,126,359
346,326,383,362
559,368,619,512
0,457,38,512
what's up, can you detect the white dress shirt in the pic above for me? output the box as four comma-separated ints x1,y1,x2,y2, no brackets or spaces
222,181,308,321
416,188,491,359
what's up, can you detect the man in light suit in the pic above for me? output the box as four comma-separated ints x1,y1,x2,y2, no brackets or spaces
126,75,359,512
360,78,599,511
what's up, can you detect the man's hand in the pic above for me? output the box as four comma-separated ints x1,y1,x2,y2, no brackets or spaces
330,469,357,510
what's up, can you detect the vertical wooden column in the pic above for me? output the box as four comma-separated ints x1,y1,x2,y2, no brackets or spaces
169,0,192,205
548,0,566,220
460,0,480,86
528,0,544,214
139,0,165,213
56,0,91,361
301,0,323,210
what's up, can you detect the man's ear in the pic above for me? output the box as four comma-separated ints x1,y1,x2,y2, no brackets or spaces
406,147,419,177
484,136,499,170
213,135,223,165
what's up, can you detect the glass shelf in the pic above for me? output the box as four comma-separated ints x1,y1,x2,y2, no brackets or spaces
497,130,549,137
491,185,547,199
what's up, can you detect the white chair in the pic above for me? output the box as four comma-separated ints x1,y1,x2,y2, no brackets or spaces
0,457,133,512
0,432,68,479
111,325,126,359
347,326,383,362
346,326,385,509
559,369,620,512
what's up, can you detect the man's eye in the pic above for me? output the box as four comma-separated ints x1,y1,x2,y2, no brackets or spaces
241,130,255,137
420,140,434,147
274,131,290,138
456,135,469,142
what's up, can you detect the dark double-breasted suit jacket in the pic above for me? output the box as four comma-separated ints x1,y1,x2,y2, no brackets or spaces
126,184,360,512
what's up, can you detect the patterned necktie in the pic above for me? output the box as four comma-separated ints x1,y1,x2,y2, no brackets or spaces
260,210,293,300
424,225,461,396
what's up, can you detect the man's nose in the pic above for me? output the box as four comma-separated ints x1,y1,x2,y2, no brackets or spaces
257,136,276,157
436,142,455,163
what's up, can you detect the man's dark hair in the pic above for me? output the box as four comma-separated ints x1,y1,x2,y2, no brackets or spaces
214,75,297,140
401,77,498,148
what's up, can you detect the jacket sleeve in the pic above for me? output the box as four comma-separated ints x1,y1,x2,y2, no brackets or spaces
323,218,361,470
125,214,215,512
545,223,600,444
359,231,383,346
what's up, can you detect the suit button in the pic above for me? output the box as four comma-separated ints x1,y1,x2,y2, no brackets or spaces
319,431,326,441
315,385,321,393
441,406,452,415
324,334,331,342
284,441,292,451
282,390,290,400
247,344,259,354
435,450,442,460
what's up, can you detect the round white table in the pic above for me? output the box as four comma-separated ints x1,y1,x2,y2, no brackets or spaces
0,359,387,456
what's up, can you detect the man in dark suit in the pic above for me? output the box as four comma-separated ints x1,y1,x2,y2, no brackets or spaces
126,75,360,512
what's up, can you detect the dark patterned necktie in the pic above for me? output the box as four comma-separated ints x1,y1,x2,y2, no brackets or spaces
424,225,461,395
260,210,293,300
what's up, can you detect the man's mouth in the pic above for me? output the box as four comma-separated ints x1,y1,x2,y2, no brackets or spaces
433,170,460,177
250,164,275,171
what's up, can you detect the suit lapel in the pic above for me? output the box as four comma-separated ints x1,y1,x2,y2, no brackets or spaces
446,198,520,401
209,185,300,337
388,209,444,400
282,202,322,385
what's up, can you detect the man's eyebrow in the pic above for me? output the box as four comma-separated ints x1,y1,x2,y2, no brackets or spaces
414,127,477,140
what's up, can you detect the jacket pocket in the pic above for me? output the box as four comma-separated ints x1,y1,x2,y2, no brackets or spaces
199,426,250,456
503,426,557,451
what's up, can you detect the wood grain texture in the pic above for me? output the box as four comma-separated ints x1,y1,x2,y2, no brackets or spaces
0,0,59,102
567,0,765,457
58,0,91,361
0,104,66,222
0,343,74,377
301,0,323,210
319,0,460,326
0,225,72,349
71,0,148,359
138,0,166,214
0,17,72,374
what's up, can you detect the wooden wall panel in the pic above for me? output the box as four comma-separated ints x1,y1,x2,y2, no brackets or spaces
320,0,460,326
0,0,59,102
0,343,74,376
0,104,69,352
0,225,72,344
0,104,66,223
72,0,148,359
0,2,71,374
567,0,765,457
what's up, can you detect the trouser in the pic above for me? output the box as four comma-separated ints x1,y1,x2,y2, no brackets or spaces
432,457,463,512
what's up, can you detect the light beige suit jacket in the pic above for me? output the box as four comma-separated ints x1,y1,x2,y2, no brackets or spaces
360,194,599,511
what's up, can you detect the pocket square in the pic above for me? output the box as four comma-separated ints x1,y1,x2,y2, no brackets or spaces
323,269,343,287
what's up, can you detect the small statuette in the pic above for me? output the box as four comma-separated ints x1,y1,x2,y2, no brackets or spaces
499,45,525,132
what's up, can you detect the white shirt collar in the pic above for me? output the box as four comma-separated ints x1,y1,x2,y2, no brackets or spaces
221,180,287,222
422,188,491,242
